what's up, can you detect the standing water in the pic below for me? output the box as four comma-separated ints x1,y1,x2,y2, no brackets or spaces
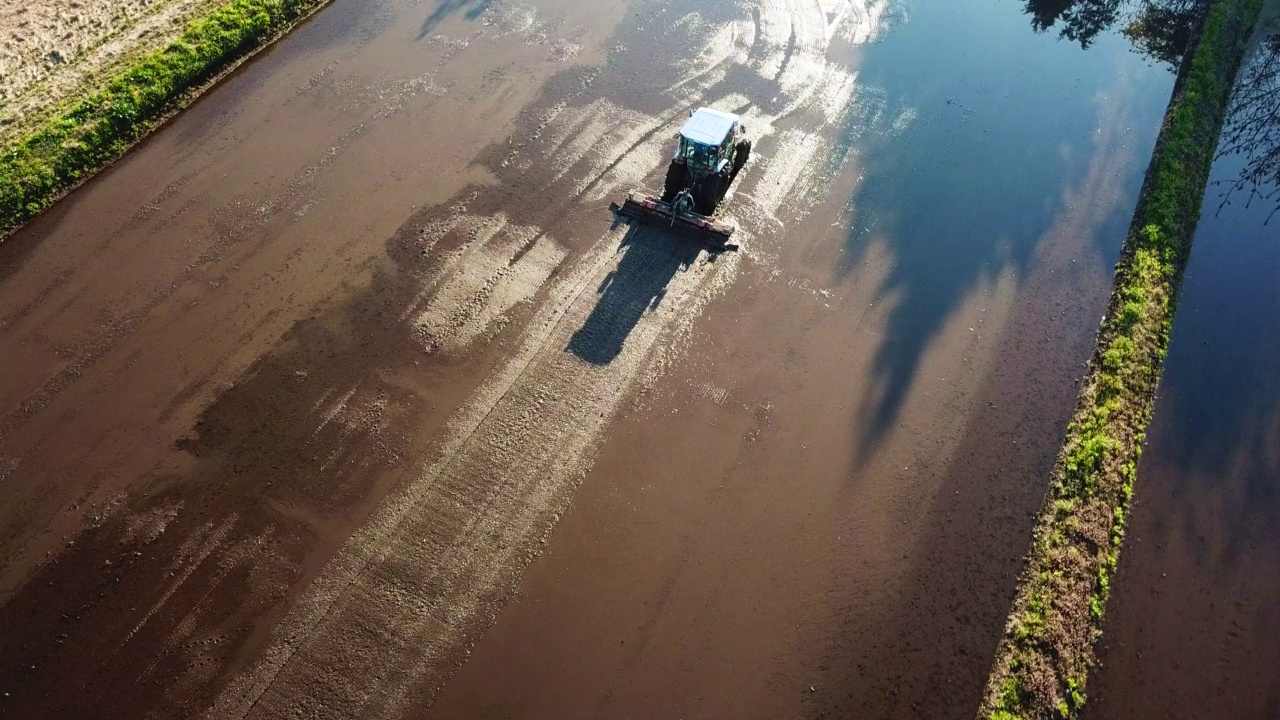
0,0,1230,716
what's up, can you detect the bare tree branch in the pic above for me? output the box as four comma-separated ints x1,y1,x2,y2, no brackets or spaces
1215,30,1280,223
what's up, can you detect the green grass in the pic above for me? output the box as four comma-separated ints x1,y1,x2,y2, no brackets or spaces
0,0,332,237
977,0,1263,717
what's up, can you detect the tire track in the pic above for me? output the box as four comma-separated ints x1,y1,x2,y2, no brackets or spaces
201,0,898,713
209,224,738,719
412,213,567,355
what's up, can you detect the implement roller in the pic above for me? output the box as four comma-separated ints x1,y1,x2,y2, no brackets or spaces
611,189,738,250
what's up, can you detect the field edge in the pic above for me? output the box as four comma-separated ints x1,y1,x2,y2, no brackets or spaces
0,0,336,240
975,0,1264,717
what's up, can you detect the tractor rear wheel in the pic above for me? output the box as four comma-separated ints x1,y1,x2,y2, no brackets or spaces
661,160,686,202
693,174,722,215
729,139,752,184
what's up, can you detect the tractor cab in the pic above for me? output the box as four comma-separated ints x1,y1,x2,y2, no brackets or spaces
656,107,751,216
675,108,742,177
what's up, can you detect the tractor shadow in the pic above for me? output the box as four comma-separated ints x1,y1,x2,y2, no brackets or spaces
567,221,710,366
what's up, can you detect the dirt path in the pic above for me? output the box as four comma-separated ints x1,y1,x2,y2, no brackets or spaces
0,0,1172,716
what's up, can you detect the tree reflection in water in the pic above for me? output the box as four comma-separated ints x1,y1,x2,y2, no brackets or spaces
1027,0,1280,220
1217,30,1280,223
1025,0,1203,64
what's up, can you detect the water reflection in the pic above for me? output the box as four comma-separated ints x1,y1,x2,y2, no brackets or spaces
1172,19,1280,477
1027,4,1280,221
1027,0,1123,47
1025,0,1203,66
1216,28,1280,223
838,0,1173,448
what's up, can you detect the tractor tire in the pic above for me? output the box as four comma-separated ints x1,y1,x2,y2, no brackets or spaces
729,139,752,185
661,160,686,202
693,174,723,215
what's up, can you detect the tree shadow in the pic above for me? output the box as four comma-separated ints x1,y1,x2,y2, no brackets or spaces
567,222,706,366
418,0,493,39
832,0,1174,455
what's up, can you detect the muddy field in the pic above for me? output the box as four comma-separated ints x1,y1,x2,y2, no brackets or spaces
0,0,1179,717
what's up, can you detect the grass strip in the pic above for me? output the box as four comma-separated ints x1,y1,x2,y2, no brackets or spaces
977,0,1263,717
0,0,333,238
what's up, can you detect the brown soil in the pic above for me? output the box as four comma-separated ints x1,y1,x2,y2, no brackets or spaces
418,84,1143,720
0,0,629,714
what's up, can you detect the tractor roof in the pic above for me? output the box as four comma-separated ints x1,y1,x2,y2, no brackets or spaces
679,107,738,146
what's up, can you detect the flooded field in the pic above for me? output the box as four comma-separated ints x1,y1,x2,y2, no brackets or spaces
0,0,1207,716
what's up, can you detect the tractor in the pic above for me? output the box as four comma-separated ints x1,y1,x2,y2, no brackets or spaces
612,107,752,249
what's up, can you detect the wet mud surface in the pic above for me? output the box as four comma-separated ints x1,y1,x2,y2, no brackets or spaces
0,0,1177,716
